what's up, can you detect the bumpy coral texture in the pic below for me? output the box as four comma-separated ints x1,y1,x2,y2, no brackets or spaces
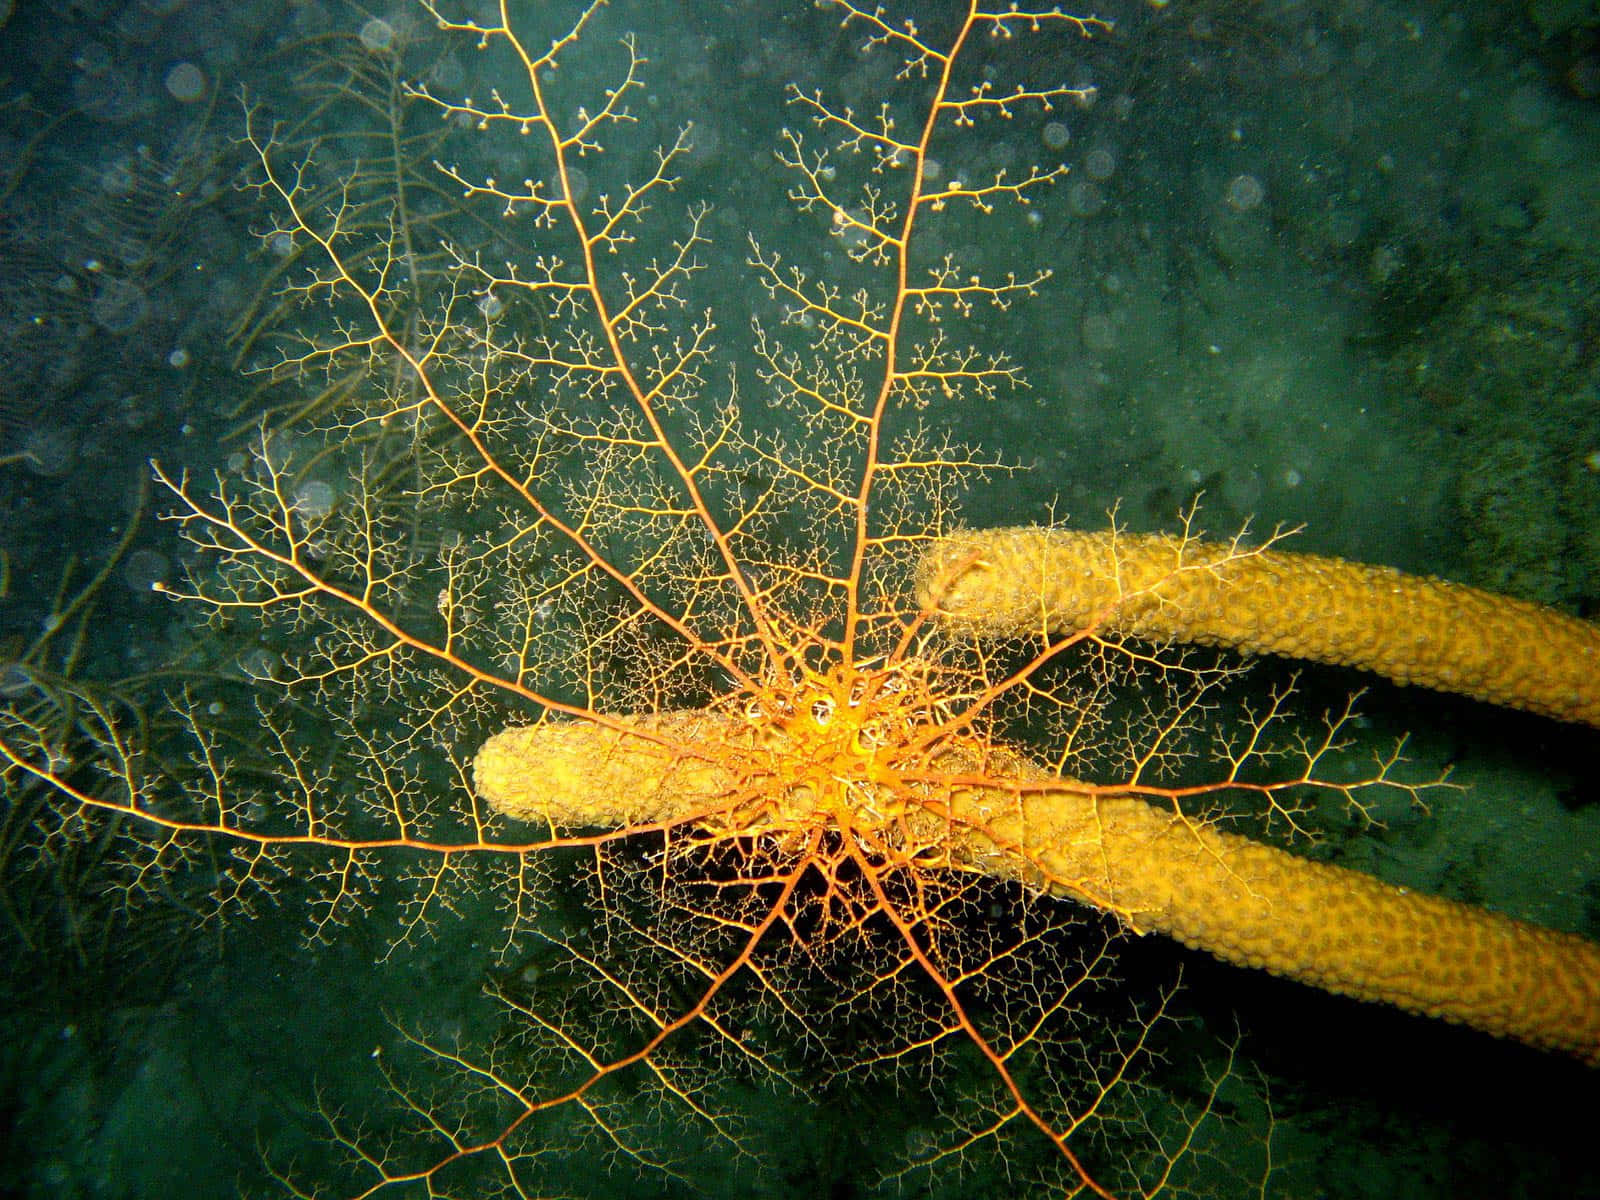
476,716,1600,1065
916,527,1600,727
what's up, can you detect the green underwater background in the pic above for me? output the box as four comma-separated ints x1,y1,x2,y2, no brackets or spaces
2,0,1598,1196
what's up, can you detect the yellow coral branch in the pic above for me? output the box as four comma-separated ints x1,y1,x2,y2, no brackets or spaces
916,526,1600,728
957,774,1600,1067
474,713,1600,1065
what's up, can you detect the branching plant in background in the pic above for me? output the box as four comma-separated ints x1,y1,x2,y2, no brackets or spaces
0,476,205,1013
2,3,1596,1197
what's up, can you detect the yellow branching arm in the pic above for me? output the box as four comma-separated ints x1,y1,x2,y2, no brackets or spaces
475,715,1600,1065
916,527,1600,728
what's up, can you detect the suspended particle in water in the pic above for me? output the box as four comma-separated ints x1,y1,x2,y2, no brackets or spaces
1084,147,1116,181
91,277,150,334
1067,179,1105,218
1225,173,1265,213
291,479,338,520
164,61,206,103
360,17,396,54
122,548,171,593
